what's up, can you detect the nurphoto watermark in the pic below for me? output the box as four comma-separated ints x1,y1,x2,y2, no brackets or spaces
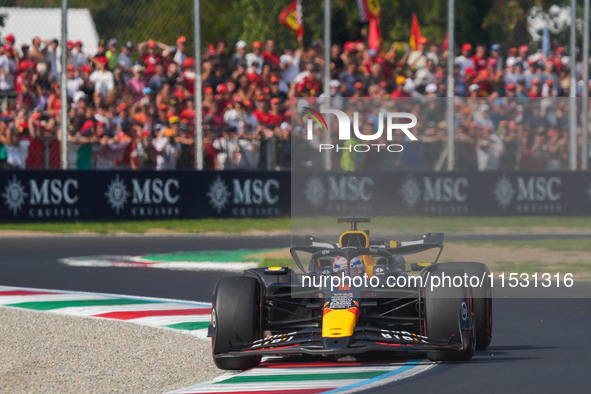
303,107,417,153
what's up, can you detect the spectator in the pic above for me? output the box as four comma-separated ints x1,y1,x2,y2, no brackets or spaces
230,40,247,71
127,64,146,102
454,124,477,170
1,123,29,168
148,63,165,93
105,38,119,70
4,33,19,70
33,65,51,110
407,37,428,71
476,125,503,170
275,123,291,169
471,44,488,71
71,41,88,69
28,37,43,63
262,39,280,67
256,123,276,169
43,39,59,80
280,44,302,85
517,45,530,68
19,43,31,65
138,39,171,80
338,61,359,96
15,59,35,110
246,41,264,74
65,64,83,100
181,58,196,95
319,79,344,109
224,97,244,131
546,128,568,170
0,44,17,91
118,41,134,84
92,121,121,169
176,121,194,169
174,36,188,66
455,43,475,75
88,56,114,98
391,76,411,98
330,44,345,78
69,119,93,169
202,134,218,169
213,127,238,170
130,126,154,170
180,96,196,126
153,117,180,170
499,121,520,169
212,39,229,66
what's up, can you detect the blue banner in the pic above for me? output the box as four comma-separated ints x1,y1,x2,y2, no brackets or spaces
0,170,290,221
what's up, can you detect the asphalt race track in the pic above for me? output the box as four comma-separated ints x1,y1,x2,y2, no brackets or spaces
1,234,590,393
0,235,284,301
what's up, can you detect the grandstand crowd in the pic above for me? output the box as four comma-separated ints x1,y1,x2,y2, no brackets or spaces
0,32,589,171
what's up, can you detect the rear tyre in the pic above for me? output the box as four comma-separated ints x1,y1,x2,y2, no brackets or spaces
440,262,492,350
212,277,261,370
423,268,475,362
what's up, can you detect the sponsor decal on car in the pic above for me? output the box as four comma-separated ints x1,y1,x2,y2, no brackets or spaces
380,329,428,343
251,332,297,348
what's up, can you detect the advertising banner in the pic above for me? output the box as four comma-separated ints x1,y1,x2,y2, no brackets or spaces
2,170,591,221
0,170,290,221
292,171,591,217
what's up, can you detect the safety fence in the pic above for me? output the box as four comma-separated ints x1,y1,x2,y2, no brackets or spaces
0,1,590,172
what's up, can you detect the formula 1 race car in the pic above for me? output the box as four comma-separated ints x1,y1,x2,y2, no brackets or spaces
208,218,492,370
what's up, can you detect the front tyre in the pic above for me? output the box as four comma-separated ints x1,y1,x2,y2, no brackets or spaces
440,262,492,350
423,268,475,362
212,277,261,370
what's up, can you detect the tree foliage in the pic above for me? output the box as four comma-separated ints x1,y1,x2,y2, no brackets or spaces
2,0,583,54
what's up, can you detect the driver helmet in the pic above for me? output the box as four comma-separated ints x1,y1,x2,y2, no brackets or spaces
333,256,365,277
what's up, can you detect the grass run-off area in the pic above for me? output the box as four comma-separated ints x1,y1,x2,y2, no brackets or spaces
141,238,591,279
445,239,591,279
1,216,591,235
251,238,591,279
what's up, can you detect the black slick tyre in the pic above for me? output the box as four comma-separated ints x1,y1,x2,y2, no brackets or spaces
423,268,475,362
212,276,261,370
440,262,492,350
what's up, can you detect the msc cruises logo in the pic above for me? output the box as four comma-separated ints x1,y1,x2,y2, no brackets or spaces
206,176,280,217
105,175,180,217
2,175,28,216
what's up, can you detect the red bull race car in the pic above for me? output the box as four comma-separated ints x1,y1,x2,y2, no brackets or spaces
208,218,493,370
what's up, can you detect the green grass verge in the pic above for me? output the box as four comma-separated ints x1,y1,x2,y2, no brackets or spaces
292,216,591,234
488,260,591,275
1,216,591,235
452,239,591,252
0,218,291,234
259,257,293,268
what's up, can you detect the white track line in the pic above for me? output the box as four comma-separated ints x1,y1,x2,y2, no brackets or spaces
330,362,436,394
59,257,258,272
44,302,208,317
125,315,211,326
0,294,109,305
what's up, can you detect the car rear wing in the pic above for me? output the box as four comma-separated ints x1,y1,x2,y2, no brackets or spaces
386,232,444,254
291,233,444,272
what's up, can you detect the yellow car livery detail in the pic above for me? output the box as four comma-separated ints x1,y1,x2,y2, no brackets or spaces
322,307,360,337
